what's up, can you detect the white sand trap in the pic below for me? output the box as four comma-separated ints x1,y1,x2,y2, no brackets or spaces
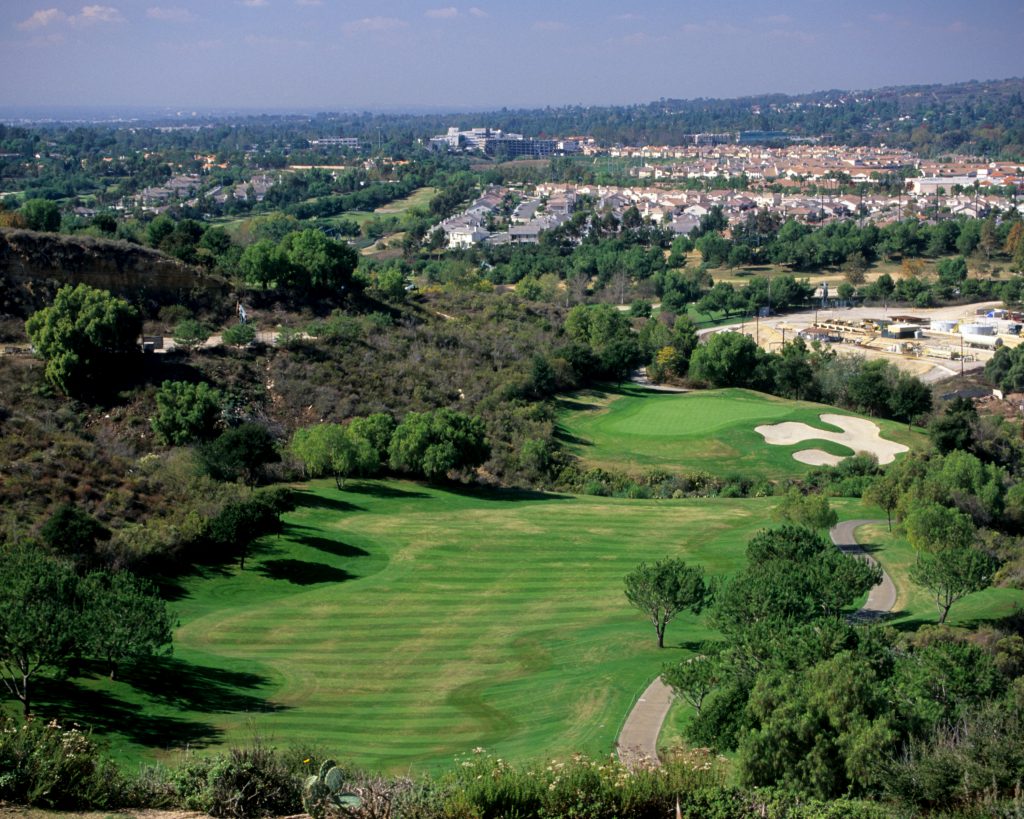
755,413,909,466
792,449,845,466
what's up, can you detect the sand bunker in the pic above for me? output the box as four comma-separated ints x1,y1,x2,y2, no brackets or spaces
755,413,909,466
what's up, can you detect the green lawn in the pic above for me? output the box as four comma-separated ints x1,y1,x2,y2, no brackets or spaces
854,523,1024,628
31,480,773,773
558,387,925,481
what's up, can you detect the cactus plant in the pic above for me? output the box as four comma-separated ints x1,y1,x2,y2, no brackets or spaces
302,759,361,818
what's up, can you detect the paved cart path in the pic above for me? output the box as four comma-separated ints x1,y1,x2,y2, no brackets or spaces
615,518,891,768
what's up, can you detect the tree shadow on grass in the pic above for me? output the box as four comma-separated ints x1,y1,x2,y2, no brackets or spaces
553,426,591,447
342,481,430,499
290,489,365,513
258,558,355,585
34,677,224,750
118,657,286,715
555,398,603,413
281,527,369,559
442,483,572,503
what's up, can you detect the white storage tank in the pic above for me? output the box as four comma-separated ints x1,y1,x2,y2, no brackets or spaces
931,319,957,333
960,323,996,336
962,334,1004,349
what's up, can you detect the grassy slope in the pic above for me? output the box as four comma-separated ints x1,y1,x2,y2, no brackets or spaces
558,387,925,481
33,480,770,773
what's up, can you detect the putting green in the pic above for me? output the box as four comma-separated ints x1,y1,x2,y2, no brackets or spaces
559,387,924,480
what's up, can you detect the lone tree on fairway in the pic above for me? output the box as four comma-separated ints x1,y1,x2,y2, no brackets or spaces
910,546,996,624
624,557,709,648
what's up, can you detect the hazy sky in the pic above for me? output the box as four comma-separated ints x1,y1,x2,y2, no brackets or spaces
1,0,1022,112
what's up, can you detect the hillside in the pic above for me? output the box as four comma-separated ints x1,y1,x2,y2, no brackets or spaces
0,228,227,318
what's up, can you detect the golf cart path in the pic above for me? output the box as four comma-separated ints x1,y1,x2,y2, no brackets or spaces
615,518,892,769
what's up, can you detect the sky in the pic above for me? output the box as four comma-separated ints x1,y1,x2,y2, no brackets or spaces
1,0,1022,114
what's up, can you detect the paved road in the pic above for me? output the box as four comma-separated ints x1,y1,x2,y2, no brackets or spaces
829,518,896,617
615,518,892,768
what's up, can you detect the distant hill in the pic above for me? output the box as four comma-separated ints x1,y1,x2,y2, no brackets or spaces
0,228,227,317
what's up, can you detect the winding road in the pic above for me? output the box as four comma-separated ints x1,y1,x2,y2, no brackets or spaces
615,518,892,769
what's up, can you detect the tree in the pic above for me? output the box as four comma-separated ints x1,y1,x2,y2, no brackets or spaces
25,283,141,397
282,228,359,294
291,423,378,488
902,502,974,555
929,396,977,454
38,503,110,572
864,471,901,531
688,331,768,389
624,557,709,648
739,651,895,798
388,409,488,481
663,651,720,714
151,380,223,446
910,546,996,624
238,239,289,289
888,373,932,429
772,490,838,530
0,546,81,716
200,423,280,485
208,488,292,569
172,318,211,352
79,571,173,680
20,198,61,232
222,323,256,347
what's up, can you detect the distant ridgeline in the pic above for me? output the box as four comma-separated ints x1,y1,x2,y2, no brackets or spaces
4,77,1020,159
0,228,227,316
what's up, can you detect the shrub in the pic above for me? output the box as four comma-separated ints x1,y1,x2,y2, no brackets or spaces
222,323,257,347
0,716,126,809
169,741,302,818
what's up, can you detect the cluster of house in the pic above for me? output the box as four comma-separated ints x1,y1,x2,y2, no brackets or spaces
437,176,1024,250
623,143,1023,191
440,186,577,248
121,173,280,213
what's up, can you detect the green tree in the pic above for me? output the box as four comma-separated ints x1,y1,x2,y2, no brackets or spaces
20,198,61,232
291,423,377,488
388,409,489,482
623,557,709,648
238,239,289,289
151,380,223,446
25,284,141,397
910,547,996,623
222,323,256,347
663,650,720,714
79,571,173,680
208,488,292,569
38,503,110,572
902,501,975,555
0,546,81,716
739,651,895,798
888,373,932,429
772,490,838,530
172,318,210,352
201,423,280,485
347,413,396,469
688,331,768,389
282,228,359,294
864,471,901,531
928,396,977,454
